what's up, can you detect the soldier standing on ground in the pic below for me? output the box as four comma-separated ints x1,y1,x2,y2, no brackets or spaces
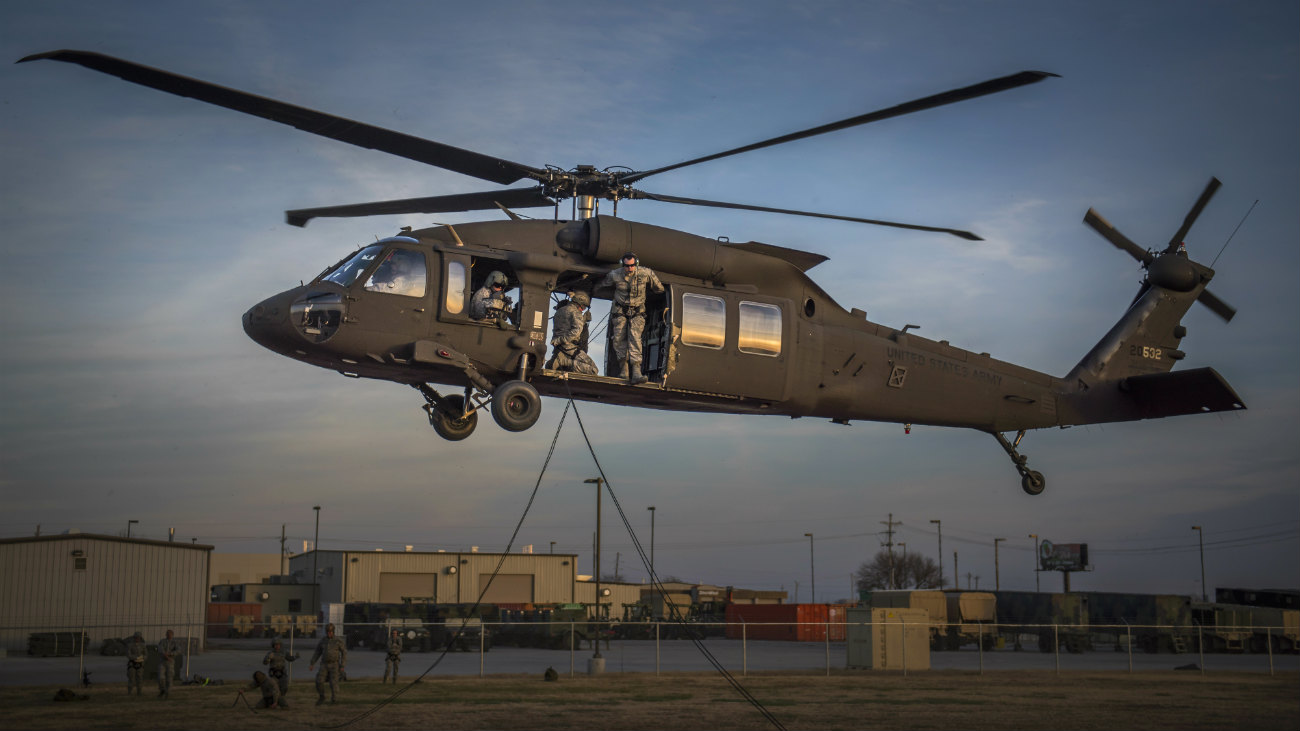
546,291,599,375
262,639,297,697
384,629,402,684
309,623,347,706
125,631,147,696
156,629,182,699
596,252,663,384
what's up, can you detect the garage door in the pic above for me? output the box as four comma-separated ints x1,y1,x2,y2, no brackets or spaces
476,574,534,603
378,573,436,603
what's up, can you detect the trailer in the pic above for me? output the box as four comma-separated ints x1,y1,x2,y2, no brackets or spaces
1085,592,1194,653
993,591,1091,652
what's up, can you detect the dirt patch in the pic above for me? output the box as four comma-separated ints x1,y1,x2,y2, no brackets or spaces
4,670,1296,730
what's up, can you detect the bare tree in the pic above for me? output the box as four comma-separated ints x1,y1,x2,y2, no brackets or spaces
855,550,943,592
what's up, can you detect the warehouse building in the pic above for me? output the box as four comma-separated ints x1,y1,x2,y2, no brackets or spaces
0,533,211,653
288,549,581,605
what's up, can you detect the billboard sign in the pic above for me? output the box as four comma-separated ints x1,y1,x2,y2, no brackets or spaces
1039,540,1088,571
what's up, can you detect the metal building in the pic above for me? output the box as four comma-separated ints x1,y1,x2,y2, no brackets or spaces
288,550,580,605
0,533,212,653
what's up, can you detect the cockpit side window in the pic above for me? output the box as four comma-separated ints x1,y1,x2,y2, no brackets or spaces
445,260,467,314
364,249,426,297
322,245,384,288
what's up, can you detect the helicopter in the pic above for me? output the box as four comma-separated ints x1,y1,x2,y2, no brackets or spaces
20,50,1245,495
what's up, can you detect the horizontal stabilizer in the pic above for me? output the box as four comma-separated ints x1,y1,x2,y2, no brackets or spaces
1118,367,1245,419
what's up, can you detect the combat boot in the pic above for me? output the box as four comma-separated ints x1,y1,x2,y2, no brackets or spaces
628,360,647,385
613,359,628,380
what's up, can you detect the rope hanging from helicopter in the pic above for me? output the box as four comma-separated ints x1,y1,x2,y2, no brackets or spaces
561,380,787,731
318,401,573,729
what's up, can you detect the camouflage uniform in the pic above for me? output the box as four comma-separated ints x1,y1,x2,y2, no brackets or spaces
156,631,182,698
547,297,599,375
383,631,402,684
598,258,664,382
310,628,347,705
249,671,286,709
125,633,147,695
470,271,513,326
262,642,297,696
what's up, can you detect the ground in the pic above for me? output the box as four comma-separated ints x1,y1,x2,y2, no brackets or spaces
4,670,1296,730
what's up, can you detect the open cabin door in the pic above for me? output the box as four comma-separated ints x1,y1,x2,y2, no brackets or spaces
661,284,790,402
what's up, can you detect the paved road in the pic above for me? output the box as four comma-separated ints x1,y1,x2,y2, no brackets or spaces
3,638,1294,688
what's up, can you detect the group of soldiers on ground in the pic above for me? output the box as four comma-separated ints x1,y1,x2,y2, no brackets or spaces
475,251,665,384
125,623,397,710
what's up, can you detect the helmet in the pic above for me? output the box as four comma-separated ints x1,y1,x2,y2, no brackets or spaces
271,639,282,648
253,671,267,684
570,291,591,308
620,251,639,266
485,270,508,288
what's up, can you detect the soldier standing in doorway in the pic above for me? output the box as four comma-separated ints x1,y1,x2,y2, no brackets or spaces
384,628,403,684
309,623,347,706
597,252,664,384
125,631,147,696
262,639,297,697
156,629,182,699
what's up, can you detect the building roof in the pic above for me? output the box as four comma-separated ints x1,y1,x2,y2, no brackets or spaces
0,532,213,551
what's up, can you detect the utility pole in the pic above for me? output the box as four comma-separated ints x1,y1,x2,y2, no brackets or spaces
647,506,656,579
880,513,902,589
583,477,604,663
930,519,943,588
1192,525,1207,601
994,538,1006,591
312,506,321,612
804,533,815,603
1029,534,1039,592
280,524,287,575
953,551,959,591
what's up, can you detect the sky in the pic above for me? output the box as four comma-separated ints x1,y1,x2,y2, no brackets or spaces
2,1,1296,602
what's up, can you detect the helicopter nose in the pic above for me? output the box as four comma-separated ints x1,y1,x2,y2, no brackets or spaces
242,291,296,355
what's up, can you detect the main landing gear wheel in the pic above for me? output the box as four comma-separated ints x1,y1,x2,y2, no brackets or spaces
991,429,1048,496
491,380,542,432
430,394,477,441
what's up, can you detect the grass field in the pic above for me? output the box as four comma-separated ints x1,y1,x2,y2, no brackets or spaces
5,670,1296,730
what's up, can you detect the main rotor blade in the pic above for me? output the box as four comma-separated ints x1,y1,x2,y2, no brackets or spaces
285,187,555,227
620,70,1058,186
1084,208,1153,265
1196,288,1236,323
19,50,544,187
1164,177,1221,254
630,190,982,240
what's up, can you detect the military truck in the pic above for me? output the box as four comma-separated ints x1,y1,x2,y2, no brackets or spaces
1085,592,1194,653
945,592,998,650
993,591,1091,652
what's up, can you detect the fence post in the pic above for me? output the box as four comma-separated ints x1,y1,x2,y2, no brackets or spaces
825,620,831,677
1125,622,1132,674
977,622,983,675
902,618,908,677
1197,624,1205,677
655,621,660,676
479,624,485,677
569,621,575,677
1053,625,1060,675
1266,627,1274,676
742,622,747,677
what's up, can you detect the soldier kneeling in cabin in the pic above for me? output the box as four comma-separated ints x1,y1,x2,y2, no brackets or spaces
547,291,599,375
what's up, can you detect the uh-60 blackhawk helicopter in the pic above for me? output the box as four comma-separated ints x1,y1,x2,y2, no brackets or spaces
22,50,1246,495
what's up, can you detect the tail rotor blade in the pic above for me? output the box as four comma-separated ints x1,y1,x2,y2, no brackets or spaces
1164,177,1221,253
1084,208,1153,265
1197,288,1237,322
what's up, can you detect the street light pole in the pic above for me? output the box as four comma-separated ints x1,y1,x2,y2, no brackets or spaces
647,506,656,579
804,533,815,604
584,478,604,659
1192,525,1206,601
1029,534,1039,592
929,519,942,588
994,538,1006,591
312,506,321,613
127,519,138,538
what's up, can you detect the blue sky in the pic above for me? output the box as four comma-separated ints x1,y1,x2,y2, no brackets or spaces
1,1,1296,600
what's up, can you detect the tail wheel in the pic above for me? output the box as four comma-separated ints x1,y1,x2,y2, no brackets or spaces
491,380,542,432
431,395,477,441
1021,471,1046,495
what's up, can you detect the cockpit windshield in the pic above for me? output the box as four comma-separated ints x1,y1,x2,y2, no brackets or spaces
321,244,385,288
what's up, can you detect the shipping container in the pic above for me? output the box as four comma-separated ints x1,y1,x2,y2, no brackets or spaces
206,602,262,638
725,604,844,642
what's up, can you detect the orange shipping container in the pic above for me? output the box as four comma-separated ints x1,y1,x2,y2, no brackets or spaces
206,602,262,638
725,604,847,642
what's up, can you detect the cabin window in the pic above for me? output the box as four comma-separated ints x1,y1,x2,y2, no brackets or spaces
681,293,725,349
322,244,384,288
364,249,426,297
445,261,467,314
738,301,782,356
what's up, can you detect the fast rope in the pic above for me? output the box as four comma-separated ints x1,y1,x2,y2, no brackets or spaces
322,400,572,729
563,381,787,731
